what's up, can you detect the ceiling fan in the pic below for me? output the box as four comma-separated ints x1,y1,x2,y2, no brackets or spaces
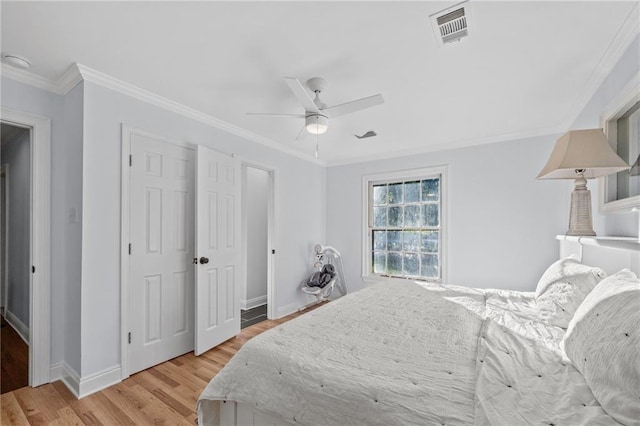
247,77,384,140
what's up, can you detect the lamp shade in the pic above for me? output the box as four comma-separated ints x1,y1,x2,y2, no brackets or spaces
537,129,630,179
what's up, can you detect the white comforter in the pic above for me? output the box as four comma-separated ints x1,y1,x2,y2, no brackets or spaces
198,282,620,425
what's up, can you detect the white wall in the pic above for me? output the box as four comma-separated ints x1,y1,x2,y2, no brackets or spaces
1,78,84,372
326,35,640,294
1,127,31,330
327,135,568,293
573,35,640,238
243,166,269,308
81,81,326,377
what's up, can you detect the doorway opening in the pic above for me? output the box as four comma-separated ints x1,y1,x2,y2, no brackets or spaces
1,124,31,394
240,163,275,329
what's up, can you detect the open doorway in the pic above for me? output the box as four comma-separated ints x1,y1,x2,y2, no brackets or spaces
1,123,31,394
240,164,275,329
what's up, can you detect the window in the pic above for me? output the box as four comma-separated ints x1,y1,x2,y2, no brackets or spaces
601,75,640,212
363,166,446,282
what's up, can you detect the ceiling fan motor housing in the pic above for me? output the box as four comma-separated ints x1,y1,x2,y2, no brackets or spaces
305,113,328,134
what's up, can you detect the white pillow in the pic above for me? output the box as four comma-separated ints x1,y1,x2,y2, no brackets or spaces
563,269,640,425
535,256,605,328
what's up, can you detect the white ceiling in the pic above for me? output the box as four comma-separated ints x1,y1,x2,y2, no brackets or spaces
1,1,638,165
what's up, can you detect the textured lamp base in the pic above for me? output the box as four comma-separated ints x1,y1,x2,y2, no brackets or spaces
566,175,596,236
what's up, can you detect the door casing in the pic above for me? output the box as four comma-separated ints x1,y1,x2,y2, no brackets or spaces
0,108,51,387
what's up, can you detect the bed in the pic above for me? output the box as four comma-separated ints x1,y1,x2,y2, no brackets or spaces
198,236,640,425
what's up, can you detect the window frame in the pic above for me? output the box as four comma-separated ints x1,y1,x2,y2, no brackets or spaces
361,165,448,284
599,71,640,213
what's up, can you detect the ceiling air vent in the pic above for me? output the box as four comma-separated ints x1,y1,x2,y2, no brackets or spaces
430,1,472,47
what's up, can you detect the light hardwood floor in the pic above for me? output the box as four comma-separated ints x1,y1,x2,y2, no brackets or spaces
1,305,322,425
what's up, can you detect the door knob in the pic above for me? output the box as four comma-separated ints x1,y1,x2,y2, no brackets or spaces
199,256,210,264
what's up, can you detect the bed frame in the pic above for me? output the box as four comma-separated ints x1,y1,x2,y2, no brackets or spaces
210,235,640,426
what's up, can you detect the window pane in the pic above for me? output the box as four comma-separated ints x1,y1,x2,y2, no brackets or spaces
388,183,403,205
403,253,419,276
422,204,439,227
404,181,420,203
373,230,387,250
373,184,388,205
421,179,440,202
388,206,404,227
388,252,402,274
404,205,420,227
403,231,420,252
373,207,387,227
387,231,402,251
373,252,386,274
420,254,439,278
421,231,439,253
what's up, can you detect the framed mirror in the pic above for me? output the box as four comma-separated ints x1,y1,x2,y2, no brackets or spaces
600,72,640,213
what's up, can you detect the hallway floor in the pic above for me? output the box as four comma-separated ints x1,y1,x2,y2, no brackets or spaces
1,315,28,394
241,304,267,329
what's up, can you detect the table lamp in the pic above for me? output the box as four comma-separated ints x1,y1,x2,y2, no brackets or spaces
537,128,630,236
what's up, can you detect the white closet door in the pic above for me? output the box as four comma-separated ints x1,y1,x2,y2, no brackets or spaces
194,145,241,355
129,134,195,374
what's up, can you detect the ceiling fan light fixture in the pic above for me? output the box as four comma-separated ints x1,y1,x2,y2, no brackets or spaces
305,114,328,134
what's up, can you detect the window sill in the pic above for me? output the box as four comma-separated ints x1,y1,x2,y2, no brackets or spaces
362,274,442,286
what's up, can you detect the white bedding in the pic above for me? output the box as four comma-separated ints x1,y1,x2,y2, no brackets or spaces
198,282,620,425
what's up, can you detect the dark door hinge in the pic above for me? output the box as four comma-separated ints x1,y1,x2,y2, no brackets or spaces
128,243,132,255
271,249,275,254
32,265,36,273
128,332,131,344
129,155,132,167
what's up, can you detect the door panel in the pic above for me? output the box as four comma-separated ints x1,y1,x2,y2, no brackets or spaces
195,146,241,355
129,134,195,374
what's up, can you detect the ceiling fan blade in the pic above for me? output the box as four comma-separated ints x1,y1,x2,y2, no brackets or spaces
246,112,305,118
295,123,307,141
324,94,384,118
284,77,319,113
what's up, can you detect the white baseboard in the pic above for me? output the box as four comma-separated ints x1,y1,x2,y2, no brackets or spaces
4,309,29,344
240,295,267,311
55,362,121,399
50,362,65,382
59,363,81,398
276,301,303,319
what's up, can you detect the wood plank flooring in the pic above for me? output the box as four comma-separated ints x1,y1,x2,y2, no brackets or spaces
0,305,323,425
1,316,29,394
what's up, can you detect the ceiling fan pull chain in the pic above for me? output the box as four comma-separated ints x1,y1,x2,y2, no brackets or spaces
315,133,319,158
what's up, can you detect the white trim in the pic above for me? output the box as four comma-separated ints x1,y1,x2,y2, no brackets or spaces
75,64,325,167
48,361,119,400
78,365,122,399
120,124,131,380
0,108,51,387
59,363,81,399
565,2,640,130
239,159,278,320
49,362,64,382
240,295,268,311
361,165,449,284
2,63,325,166
327,124,567,167
59,364,125,400
276,302,302,319
599,71,640,213
0,63,82,95
1,164,9,314
4,309,29,344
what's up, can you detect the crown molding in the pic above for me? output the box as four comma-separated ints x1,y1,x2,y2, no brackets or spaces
74,64,326,166
563,2,639,130
1,64,61,93
1,62,325,166
326,123,566,167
